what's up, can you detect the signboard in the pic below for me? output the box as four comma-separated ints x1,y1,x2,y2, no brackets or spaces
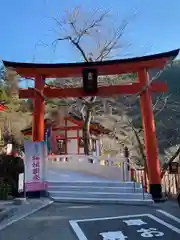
44,127,52,138
82,68,98,94
49,131,58,153
168,162,179,174
24,141,47,192
44,127,52,153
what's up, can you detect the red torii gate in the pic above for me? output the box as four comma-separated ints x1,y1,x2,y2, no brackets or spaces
3,49,179,201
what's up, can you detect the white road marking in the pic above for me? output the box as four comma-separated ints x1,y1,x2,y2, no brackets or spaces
70,213,153,222
69,213,180,240
157,209,180,224
148,214,180,234
69,221,88,240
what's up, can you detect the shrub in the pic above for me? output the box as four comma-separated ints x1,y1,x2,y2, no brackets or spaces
0,154,24,199
0,181,12,200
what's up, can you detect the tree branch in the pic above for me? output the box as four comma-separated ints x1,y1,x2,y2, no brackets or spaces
55,36,89,62
95,21,128,61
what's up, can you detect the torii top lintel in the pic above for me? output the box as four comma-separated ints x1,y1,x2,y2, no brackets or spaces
3,49,179,78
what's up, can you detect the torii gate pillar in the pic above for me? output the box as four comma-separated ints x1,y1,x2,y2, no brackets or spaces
139,69,162,200
32,75,45,142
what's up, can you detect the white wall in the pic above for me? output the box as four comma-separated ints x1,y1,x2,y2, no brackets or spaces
67,129,77,138
67,139,78,154
79,130,83,137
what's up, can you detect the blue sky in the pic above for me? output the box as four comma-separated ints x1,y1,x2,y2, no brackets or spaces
0,0,180,65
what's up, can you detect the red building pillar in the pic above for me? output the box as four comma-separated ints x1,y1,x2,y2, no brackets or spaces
32,75,45,142
138,69,162,201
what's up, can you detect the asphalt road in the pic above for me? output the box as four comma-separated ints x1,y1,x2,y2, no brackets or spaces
0,201,180,240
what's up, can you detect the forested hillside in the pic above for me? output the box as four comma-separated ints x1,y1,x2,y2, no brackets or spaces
155,61,180,159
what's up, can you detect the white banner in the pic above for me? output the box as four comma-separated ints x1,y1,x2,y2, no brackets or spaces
24,141,47,192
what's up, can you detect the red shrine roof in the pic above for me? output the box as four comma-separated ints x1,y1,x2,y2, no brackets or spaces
21,115,110,136
3,49,179,78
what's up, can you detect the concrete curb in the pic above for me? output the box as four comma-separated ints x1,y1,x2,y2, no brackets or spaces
0,199,54,231
13,198,27,205
51,197,154,206
0,207,15,222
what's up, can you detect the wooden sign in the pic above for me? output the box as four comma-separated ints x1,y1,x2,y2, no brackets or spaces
82,68,98,94
169,162,179,174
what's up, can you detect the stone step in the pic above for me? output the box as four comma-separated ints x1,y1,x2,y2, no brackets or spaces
50,196,154,205
47,180,151,205
47,181,142,188
48,190,151,200
47,185,143,193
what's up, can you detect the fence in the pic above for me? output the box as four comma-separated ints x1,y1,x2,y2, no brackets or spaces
134,168,180,197
161,172,180,197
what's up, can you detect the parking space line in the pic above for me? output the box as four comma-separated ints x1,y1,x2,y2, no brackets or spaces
69,213,150,223
69,220,88,240
148,214,180,234
157,209,180,224
70,213,180,240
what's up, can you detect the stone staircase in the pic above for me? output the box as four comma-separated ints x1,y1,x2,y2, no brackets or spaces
47,181,153,205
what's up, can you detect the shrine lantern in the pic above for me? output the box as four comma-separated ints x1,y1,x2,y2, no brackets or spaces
82,68,98,94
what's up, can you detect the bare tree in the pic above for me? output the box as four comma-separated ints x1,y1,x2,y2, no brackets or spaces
48,6,180,174
51,6,129,154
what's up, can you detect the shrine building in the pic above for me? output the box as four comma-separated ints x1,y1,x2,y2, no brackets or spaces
21,112,110,156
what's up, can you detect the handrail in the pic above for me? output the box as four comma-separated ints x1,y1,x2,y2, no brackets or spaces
120,157,147,195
